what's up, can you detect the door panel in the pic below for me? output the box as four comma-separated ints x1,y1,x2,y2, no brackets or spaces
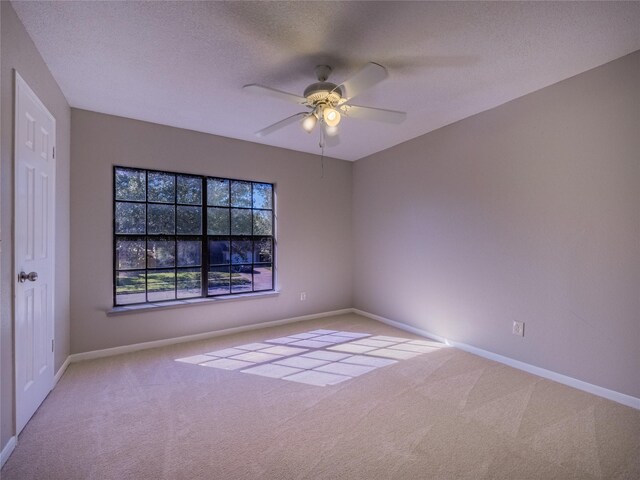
14,72,56,434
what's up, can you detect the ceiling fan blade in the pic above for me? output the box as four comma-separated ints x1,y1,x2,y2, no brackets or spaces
255,112,306,137
340,104,406,124
243,84,307,105
335,62,388,100
322,123,340,148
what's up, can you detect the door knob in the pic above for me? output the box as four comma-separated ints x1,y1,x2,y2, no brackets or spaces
18,271,38,283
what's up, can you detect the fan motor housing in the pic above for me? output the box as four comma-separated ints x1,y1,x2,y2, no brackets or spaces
303,82,343,105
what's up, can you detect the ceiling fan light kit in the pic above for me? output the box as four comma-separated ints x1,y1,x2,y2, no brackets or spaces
244,62,406,147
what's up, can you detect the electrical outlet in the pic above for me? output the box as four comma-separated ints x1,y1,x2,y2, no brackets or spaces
300,292,307,301
512,321,525,337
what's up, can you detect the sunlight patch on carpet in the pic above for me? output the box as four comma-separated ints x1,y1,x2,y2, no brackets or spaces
175,329,447,386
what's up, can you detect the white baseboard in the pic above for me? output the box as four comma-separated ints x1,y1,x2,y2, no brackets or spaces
353,308,640,410
55,306,640,410
69,308,353,363
353,308,449,344
54,356,71,385
1,436,16,468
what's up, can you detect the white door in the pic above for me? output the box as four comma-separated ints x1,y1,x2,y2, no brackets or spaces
14,72,56,434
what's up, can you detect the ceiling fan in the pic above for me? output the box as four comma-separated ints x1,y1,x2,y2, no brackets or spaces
243,62,406,147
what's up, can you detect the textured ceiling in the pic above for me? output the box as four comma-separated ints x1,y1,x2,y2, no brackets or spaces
12,1,640,161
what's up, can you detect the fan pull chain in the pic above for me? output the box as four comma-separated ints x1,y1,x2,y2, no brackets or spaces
319,126,325,178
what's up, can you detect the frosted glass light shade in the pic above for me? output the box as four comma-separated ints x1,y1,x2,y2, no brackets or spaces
325,125,339,137
301,114,317,132
323,108,341,127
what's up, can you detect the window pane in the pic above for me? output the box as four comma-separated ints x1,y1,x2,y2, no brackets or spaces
148,172,175,203
231,265,253,293
231,209,251,235
253,210,272,235
231,239,252,264
177,206,202,234
115,202,145,234
116,270,146,305
207,178,229,206
115,170,274,305
177,240,201,267
147,269,176,302
230,181,251,207
115,168,145,201
148,204,175,234
207,207,229,235
209,239,230,265
208,266,230,295
254,237,272,263
177,175,202,205
253,183,272,209
253,265,273,291
177,268,201,299
147,238,175,268
116,237,145,270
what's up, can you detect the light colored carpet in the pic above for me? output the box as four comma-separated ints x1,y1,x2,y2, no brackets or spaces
2,313,639,479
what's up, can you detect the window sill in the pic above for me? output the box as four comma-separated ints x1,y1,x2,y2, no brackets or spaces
107,291,280,316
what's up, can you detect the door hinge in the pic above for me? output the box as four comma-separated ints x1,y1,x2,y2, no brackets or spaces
52,146,55,159
51,339,55,352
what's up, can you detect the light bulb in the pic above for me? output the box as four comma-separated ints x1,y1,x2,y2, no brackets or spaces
301,114,317,133
323,107,341,127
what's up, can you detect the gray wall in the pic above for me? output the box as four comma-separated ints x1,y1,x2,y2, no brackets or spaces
1,1,71,450
353,51,640,398
70,109,353,354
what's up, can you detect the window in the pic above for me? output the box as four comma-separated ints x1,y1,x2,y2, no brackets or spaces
113,167,274,306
